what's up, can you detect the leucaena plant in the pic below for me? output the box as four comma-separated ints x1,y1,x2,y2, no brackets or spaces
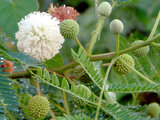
0,0,160,120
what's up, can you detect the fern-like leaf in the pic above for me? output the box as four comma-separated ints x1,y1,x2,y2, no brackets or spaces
102,103,141,120
108,83,160,93
31,68,97,106
71,47,103,89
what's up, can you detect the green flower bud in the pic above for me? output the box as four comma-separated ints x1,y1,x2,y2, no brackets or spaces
110,19,124,34
147,102,160,118
60,19,79,39
114,54,135,75
97,2,112,17
70,84,91,106
131,40,149,57
28,95,50,118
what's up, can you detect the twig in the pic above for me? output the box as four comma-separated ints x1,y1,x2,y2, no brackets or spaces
62,91,71,116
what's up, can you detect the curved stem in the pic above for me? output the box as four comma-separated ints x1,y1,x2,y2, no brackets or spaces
119,58,156,84
74,37,83,48
92,33,160,59
36,82,41,95
94,58,116,120
88,16,105,55
115,34,120,57
150,42,160,47
148,11,160,39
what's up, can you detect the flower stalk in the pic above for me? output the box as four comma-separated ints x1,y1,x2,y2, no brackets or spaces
95,58,116,120
88,16,105,55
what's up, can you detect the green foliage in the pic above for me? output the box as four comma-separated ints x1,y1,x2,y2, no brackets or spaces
0,74,20,119
108,83,160,93
71,47,104,89
0,0,39,39
44,54,64,68
0,50,23,64
102,103,142,120
31,68,97,106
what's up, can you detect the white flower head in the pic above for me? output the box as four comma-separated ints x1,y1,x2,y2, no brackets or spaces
16,12,64,61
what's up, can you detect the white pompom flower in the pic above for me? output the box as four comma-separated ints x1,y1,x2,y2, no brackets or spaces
16,12,64,61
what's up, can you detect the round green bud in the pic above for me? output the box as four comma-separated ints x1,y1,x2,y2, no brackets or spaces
114,54,135,75
28,95,50,118
60,19,79,39
80,73,92,83
131,40,149,57
110,19,124,34
147,102,160,118
70,84,91,106
97,2,112,17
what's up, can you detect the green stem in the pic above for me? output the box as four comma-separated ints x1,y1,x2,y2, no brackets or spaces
134,56,149,78
145,56,159,75
94,59,116,120
111,0,116,8
48,100,66,113
5,34,160,78
119,58,156,84
148,11,160,39
88,16,105,55
131,93,138,105
92,33,160,60
115,34,120,57
151,42,160,47
62,91,71,115
74,37,83,48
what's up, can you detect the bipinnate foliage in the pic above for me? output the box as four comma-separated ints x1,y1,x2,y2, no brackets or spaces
71,47,104,89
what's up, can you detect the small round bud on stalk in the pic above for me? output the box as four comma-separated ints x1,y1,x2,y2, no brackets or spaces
70,84,91,106
110,19,124,34
131,40,150,57
28,95,50,118
114,54,135,75
60,19,79,39
147,102,160,118
97,2,112,17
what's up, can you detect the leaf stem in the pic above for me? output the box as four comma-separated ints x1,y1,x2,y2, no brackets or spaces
88,16,105,55
36,82,41,95
119,58,156,84
48,100,66,113
148,11,160,39
148,10,160,46
5,33,160,78
92,33,160,60
151,42,160,47
94,58,116,120
74,37,83,48
115,34,120,57
62,91,71,116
